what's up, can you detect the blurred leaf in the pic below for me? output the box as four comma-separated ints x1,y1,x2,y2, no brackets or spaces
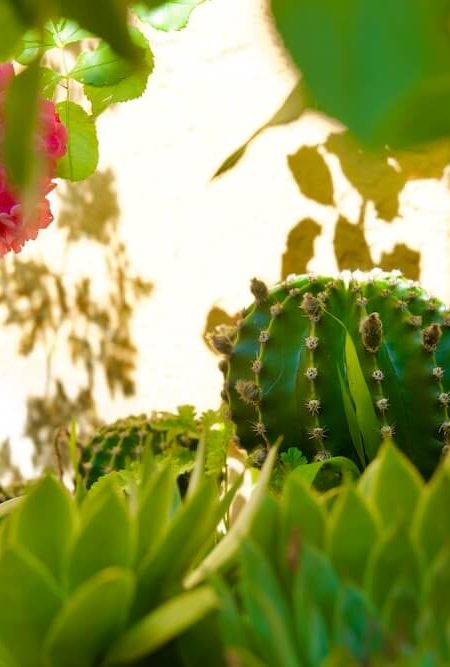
271,0,450,146
333,585,382,662
57,0,138,60
282,474,326,549
133,0,204,31
213,82,306,178
39,66,62,100
47,18,91,46
0,641,19,667
85,28,153,114
413,465,450,564
12,476,76,581
67,482,134,591
137,464,176,563
185,444,278,588
382,585,419,648
0,546,62,667
326,132,406,221
327,487,378,585
70,40,135,87
288,145,334,205
14,27,54,64
239,542,299,667
4,59,40,189
367,443,423,528
104,586,218,665
365,527,422,610
423,546,450,621
345,331,380,461
56,101,99,181
0,0,25,59
44,567,134,667
293,544,339,631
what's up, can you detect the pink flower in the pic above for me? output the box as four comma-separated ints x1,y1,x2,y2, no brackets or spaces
0,64,67,256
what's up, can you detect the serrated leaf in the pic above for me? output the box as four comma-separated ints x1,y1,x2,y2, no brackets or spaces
345,331,380,461
288,145,334,205
327,487,378,585
12,476,76,581
70,41,135,87
184,444,278,588
67,482,133,591
104,586,217,664
44,567,134,667
56,101,98,181
14,28,54,65
364,527,422,611
413,465,450,564
0,0,24,59
367,442,423,528
4,59,40,188
133,0,203,31
84,27,153,115
213,82,306,178
0,546,62,667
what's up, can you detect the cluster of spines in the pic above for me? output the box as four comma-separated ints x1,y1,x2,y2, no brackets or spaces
211,269,450,471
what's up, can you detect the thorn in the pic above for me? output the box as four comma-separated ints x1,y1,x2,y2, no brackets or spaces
305,367,318,380
360,312,383,353
308,426,327,441
250,277,269,303
251,359,263,374
380,424,395,440
259,330,270,343
270,302,283,317
235,379,262,405
305,335,319,350
300,293,322,321
438,392,450,406
407,315,422,327
372,369,384,382
376,398,389,413
422,323,442,352
313,449,331,461
433,367,445,380
250,421,266,436
306,399,321,415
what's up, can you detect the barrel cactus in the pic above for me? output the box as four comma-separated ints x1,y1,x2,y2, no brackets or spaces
214,269,450,478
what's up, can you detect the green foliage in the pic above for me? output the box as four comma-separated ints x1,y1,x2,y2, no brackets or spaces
271,0,450,148
56,102,99,181
0,462,230,666
218,270,450,479
217,444,450,665
133,0,205,31
78,406,232,492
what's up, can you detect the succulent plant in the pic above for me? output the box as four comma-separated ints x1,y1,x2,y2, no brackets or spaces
78,406,231,491
0,456,233,667
218,443,450,666
215,269,450,478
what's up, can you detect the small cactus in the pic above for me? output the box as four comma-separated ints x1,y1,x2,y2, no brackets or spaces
218,270,450,478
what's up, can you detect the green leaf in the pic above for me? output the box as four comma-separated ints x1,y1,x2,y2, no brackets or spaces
423,546,450,620
12,476,76,581
44,567,134,667
0,546,62,667
0,641,20,667
287,456,359,491
366,442,423,528
345,332,380,461
213,82,307,178
287,145,334,205
364,527,422,611
70,41,135,87
0,0,24,59
137,463,176,563
67,482,134,591
56,101,98,181
39,66,62,100
47,18,91,46
293,544,339,630
4,59,40,188
57,0,138,61
282,473,326,549
133,0,203,31
382,585,419,647
413,465,450,564
271,0,450,147
104,586,217,664
326,487,378,586
184,444,278,588
134,478,221,615
333,585,382,662
84,28,153,115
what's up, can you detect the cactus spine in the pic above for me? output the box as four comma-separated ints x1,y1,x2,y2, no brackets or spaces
216,270,450,478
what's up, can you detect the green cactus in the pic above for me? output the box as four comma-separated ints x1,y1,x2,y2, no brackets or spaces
214,269,450,478
78,406,230,491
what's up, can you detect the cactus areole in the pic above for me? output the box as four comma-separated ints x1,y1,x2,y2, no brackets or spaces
215,270,450,478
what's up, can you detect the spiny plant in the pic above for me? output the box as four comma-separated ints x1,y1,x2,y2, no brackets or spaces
78,406,232,492
213,269,450,479
217,443,450,666
0,453,232,667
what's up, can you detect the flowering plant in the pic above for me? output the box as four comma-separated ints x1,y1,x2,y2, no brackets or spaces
0,63,67,256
